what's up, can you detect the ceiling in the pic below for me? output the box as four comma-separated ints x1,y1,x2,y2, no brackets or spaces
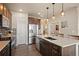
5,3,79,19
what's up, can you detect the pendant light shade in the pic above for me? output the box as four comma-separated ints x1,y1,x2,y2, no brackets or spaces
61,11,64,16
61,3,65,16
52,3,55,19
46,7,49,21
52,16,55,19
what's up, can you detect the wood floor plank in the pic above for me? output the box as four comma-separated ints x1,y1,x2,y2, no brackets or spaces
11,44,41,56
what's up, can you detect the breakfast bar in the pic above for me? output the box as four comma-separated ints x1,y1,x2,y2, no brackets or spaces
36,35,79,56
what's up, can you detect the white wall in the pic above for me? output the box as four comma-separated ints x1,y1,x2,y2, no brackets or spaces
48,7,78,35
12,12,28,46
77,7,79,35
48,18,59,35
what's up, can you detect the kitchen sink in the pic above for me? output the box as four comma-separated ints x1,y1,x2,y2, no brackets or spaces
44,37,56,40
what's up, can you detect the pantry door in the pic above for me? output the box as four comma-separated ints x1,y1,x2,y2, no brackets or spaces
16,13,28,46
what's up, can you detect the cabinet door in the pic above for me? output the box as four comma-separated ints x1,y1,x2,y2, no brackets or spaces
2,16,6,27
3,6,7,17
52,44,62,56
0,4,11,28
2,16,9,27
40,39,52,56
9,12,12,28
7,10,10,28
0,4,4,14
40,42,46,56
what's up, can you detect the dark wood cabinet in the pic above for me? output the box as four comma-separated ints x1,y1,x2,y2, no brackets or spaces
0,15,2,27
0,14,10,28
0,3,12,28
28,17,40,29
0,37,11,56
52,43,62,56
0,41,11,56
39,38,62,56
40,39,52,56
0,37,11,41
0,3,11,19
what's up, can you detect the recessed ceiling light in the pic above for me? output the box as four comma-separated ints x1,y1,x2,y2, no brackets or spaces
19,9,23,12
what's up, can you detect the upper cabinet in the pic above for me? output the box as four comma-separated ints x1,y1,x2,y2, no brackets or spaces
0,4,4,14
3,5,7,17
0,4,12,20
28,17,40,29
0,3,12,28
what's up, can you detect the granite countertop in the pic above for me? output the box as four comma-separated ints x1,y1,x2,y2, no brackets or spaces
0,41,10,51
37,35,79,47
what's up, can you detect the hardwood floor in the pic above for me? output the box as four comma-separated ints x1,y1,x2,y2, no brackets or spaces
11,44,41,56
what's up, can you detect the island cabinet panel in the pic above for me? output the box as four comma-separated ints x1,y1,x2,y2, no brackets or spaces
39,38,62,56
62,45,76,56
40,39,52,56
52,43,62,56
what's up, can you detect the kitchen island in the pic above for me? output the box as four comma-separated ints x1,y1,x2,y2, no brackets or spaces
36,35,79,56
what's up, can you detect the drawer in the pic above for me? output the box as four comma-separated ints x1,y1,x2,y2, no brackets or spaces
0,38,10,41
52,43,61,51
52,48,61,56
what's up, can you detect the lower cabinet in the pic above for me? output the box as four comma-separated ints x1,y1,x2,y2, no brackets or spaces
40,39,52,56
0,37,11,56
52,43,62,56
0,42,11,56
39,39,62,56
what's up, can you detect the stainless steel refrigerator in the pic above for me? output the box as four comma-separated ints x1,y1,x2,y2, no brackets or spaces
29,24,38,44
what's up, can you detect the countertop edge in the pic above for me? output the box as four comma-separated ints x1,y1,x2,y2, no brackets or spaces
36,35,79,48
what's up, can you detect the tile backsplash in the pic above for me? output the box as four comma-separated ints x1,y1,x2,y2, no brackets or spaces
0,28,11,36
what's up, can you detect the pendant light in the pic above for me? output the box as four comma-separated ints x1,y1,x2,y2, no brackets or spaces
61,3,65,16
46,7,49,21
52,3,55,19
